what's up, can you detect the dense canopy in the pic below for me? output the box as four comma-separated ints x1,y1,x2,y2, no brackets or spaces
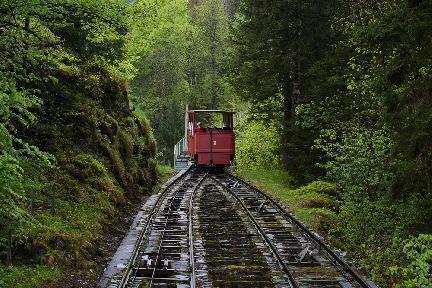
0,0,431,287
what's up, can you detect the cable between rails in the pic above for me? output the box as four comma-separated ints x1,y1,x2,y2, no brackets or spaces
188,173,208,288
210,175,298,288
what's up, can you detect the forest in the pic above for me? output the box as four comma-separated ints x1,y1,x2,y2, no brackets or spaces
0,0,431,287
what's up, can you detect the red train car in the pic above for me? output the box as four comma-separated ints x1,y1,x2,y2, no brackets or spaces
187,110,235,166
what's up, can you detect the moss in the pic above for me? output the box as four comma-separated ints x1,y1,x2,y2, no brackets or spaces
98,114,119,140
107,148,127,184
28,200,107,262
71,154,108,179
157,165,175,176
139,280,150,288
292,182,337,210
4,63,158,286
89,176,125,204
155,165,176,189
118,129,134,161
295,181,337,196
0,265,60,288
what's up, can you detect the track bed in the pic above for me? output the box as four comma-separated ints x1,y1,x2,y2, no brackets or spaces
100,168,375,288
193,183,290,287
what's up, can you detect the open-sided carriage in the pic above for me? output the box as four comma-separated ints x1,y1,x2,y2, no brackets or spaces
186,110,235,166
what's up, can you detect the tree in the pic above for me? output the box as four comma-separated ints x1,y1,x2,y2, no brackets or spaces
130,0,238,161
191,0,230,109
233,0,432,284
129,0,195,162
234,0,340,180
0,0,139,260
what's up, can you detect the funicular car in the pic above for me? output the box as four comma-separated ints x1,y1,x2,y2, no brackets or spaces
187,110,235,166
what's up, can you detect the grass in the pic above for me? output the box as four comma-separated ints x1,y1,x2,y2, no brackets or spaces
2,150,155,287
157,165,175,175
30,200,106,259
0,265,60,288
157,165,176,184
237,169,338,234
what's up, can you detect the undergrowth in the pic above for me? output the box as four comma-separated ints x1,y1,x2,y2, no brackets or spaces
1,72,158,286
0,265,60,288
237,169,337,234
238,168,432,286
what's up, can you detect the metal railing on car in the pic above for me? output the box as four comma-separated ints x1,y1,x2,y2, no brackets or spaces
173,137,188,169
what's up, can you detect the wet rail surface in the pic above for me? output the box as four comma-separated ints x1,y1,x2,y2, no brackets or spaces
103,168,374,288
106,168,206,288
211,174,373,288
193,183,292,287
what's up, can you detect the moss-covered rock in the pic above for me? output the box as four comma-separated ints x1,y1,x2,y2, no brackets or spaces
18,66,157,270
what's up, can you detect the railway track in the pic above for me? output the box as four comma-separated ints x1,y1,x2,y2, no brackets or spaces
103,167,375,288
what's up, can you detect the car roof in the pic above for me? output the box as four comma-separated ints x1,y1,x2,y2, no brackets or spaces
188,110,234,113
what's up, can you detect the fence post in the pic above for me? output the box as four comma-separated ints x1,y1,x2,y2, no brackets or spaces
174,145,176,169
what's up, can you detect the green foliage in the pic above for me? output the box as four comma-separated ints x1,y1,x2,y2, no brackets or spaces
396,234,432,288
1,0,430,287
315,127,395,201
236,120,281,171
358,233,432,287
238,169,337,234
0,0,157,285
72,154,108,179
190,0,234,109
129,0,239,162
236,0,432,286
157,165,175,176
233,0,339,178
0,265,60,288
0,19,54,244
128,0,195,161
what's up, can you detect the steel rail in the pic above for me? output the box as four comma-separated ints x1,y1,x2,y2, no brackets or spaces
149,182,184,287
148,176,190,287
210,176,298,288
148,172,206,287
118,166,193,288
188,173,208,288
225,171,372,288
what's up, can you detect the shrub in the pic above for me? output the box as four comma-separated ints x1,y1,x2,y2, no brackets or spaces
396,234,432,288
0,265,60,288
236,120,281,170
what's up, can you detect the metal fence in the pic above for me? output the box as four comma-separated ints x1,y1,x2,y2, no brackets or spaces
173,137,188,168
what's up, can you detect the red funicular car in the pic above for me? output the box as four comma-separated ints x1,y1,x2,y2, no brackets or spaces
187,110,235,166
